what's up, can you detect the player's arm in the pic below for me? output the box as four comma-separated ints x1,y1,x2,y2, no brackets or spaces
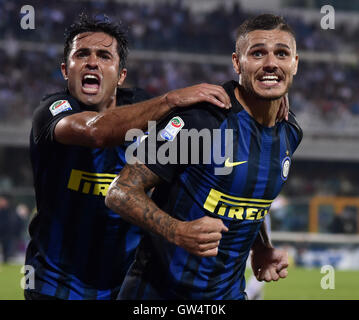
250,221,289,282
276,93,289,122
105,163,228,257
252,219,273,250
54,83,231,148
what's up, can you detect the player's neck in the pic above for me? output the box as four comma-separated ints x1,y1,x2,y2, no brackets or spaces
235,85,281,127
98,95,116,112
87,95,116,112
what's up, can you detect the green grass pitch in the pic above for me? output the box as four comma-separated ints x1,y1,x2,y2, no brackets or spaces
0,264,24,300
248,266,359,300
0,264,358,300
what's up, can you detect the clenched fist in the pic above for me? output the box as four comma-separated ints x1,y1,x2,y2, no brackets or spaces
173,216,228,257
251,246,289,282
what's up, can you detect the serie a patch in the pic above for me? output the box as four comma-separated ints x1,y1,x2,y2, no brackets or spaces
159,116,184,141
49,100,72,116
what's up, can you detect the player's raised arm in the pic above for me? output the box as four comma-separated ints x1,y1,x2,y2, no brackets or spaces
54,83,231,148
105,163,228,257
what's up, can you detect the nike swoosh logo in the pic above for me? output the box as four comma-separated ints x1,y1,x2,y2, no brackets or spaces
224,158,248,167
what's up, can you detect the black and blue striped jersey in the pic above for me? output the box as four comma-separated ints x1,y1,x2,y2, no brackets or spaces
119,80,302,300
26,88,151,299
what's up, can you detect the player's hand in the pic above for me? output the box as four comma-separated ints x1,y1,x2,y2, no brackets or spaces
174,216,228,257
165,83,232,110
251,247,289,282
276,93,289,122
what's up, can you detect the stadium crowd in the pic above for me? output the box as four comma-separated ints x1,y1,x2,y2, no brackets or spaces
1,47,359,135
1,0,359,132
2,0,359,53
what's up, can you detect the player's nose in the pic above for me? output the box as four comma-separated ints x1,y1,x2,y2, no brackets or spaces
262,52,278,72
85,53,99,69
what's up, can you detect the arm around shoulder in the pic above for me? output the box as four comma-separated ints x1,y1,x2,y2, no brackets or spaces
51,83,232,148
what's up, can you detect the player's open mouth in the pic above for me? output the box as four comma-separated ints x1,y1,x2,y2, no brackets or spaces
257,75,282,87
81,73,101,94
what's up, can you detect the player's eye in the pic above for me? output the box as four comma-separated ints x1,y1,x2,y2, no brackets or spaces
101,54,111,60
76,51,88,58
251,50,265,58
276,50,289,58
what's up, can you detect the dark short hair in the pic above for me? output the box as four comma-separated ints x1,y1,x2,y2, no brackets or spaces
235,14,295,54
63,13,128,70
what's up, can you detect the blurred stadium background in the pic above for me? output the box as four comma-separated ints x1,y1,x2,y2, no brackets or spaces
0,0,359,299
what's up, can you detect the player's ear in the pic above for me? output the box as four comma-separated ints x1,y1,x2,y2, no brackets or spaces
61,63,68,80
117,68,127,87
293,54,299,76
232,53,241,75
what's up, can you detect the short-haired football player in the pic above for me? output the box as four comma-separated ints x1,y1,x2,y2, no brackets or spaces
106,14,300,299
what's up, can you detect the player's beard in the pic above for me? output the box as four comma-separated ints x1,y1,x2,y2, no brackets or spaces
240,71,293,101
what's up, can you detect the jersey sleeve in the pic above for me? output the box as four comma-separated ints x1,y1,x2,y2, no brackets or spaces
137,104,223,183
32,92,82,144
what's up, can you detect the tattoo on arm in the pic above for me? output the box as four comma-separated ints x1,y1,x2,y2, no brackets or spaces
106,163,179,243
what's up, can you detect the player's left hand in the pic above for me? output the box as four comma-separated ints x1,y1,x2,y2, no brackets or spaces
250,247,289,282
276,94,289,122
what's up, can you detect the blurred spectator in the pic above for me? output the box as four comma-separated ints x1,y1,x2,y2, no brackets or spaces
13,203,31,254
336,208,358,234
270,195,289,231
0,195,14,263
329,215,345,234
